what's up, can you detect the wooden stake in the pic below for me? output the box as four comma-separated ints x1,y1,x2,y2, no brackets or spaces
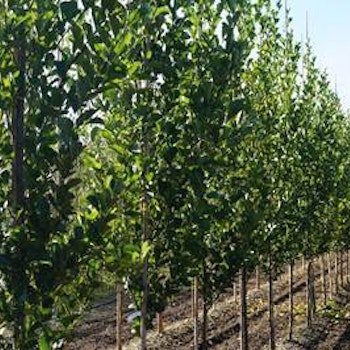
306,259,315,327
320,254,327,306
346,250,349,283
116,282,123,350
269,259,276,350
202,261,208,350
240,267,248,350
340,251,344,288
12,26,26,348
193,277,199,350
335,252,339,295
288,261,294,341
327,252,333,300
156,313,164,334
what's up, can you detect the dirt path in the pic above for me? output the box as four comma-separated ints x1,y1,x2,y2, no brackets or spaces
63,260,350,349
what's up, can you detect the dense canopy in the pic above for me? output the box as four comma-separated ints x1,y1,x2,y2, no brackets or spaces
0,1,349,349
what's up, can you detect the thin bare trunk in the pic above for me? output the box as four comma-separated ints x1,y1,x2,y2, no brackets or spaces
335,252,339,295
327,252,333,299
320,254,327,306
269,260,276,350
116,283,123,350
141,258,148,350
140,149,150,350
140,31,152,350
12,27,26,349
202,299,208,349
306,259,315,327
347,250,349,283
240,266,248,350
340,251,344,288
156,313,164,334
193,277,199,350
202,262,208,350
310,260,316,317
288,261,294,341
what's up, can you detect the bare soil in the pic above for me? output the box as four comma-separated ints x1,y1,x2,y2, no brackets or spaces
63,260,350,349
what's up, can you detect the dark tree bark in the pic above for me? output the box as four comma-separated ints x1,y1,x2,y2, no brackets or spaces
156,313,164,334
193,277,199,350
269,259,276,350
334,253,339,295
116,283,123,350
320,254,327,306
12,24,26,349
288,261,294,341
327,252,333,300
140,121,150,350
201,261,208,350
306,259,316,327
240,266,248,350
347,250,349,283
340,251,344,288
141,257,149,350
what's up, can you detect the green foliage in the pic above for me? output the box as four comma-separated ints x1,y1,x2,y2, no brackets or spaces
0,0,139,348
0,0,350,348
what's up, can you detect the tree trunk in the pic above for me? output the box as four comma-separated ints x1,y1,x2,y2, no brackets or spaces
156,313,164,334
269,260,276,350
193,277,199,350
288,261,294,341
140,32,153,350
141,258,148,350
327,252,333,299
116,282,123,350
320,254,327,306
306,259,316,327
335,252,339,295
340,251,344,288
240,266,248,350
140,166,150,350
201,262,208,350
12,25,26,349
347,250,349,283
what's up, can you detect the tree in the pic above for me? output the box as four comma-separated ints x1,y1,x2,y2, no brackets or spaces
0,1,138,347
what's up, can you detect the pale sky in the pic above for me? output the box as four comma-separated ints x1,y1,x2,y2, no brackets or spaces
289,1,350,110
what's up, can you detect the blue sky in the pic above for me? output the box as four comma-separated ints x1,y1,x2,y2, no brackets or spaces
289,1,350,110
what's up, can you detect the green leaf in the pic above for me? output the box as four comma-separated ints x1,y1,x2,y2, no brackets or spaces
226,0,236,12
141,241,151,260
114,32,132,55
102,0,118,11
154,6,170,18
72,22,84,51
128,61,142,76
230,98,245,116
38,333,50,350
60,1,79,21
86,208,99,221
84,155,102,170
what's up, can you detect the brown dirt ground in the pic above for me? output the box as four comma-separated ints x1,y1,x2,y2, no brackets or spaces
63,259,350,350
